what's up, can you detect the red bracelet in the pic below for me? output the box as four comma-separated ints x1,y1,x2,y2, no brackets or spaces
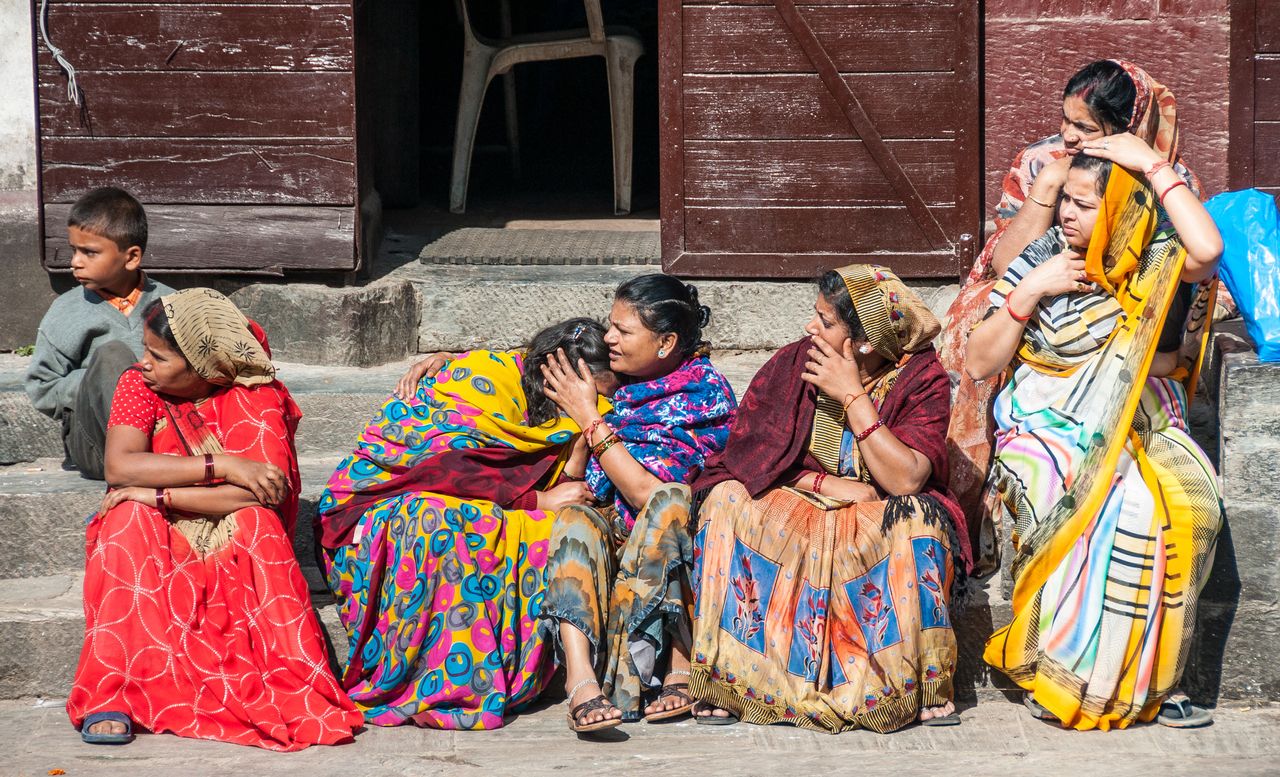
1144,159,1171,180
584,418,606,446
813,472,827,495
855,419,884,442
203,453,216,483
1158,179,1187,206
155,488,168,517
1005,290,1034,323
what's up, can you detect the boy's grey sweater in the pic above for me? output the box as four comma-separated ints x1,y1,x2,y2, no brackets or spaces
25,275,175,421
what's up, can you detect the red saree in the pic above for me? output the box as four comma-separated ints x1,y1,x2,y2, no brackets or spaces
66,368,362,751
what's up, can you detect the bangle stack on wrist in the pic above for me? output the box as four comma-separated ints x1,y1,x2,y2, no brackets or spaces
813,472,828,495
203,453,215,483
590,433,619,458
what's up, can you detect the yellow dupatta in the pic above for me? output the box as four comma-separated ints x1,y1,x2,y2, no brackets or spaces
982,166,1206,724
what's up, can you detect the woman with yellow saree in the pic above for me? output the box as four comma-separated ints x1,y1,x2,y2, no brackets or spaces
966,127,1224,730
316,319,616,730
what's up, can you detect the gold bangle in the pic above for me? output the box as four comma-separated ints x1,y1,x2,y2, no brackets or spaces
594,436,621,458
1026,192,1053,209
843,392,866,411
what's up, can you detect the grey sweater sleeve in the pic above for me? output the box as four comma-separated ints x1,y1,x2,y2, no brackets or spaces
25,324,85,421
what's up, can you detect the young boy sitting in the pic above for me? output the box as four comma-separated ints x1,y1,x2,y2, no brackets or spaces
25,187,174,479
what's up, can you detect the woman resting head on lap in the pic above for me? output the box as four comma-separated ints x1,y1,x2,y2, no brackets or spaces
966,124,1223,730
71,288,362,750
940,58,1215,576
686,265,969,733
537,273,738,733
315,317,618,731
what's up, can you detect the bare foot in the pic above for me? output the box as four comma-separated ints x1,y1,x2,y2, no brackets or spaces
567,677,622,727
919,700,956,721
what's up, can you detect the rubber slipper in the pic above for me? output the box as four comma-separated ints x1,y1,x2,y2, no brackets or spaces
81,711,134,745
1157,696,1213,729
567,694,623,734
921,710,961,727
692,701,738,726
1023,694,1059,722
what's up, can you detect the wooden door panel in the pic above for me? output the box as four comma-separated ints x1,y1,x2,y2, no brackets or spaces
685,206,959,253
43,204,356,273
38,69,355,138
40,138,356,205
683,74,957,140
684,140,956,205
661,0,980,279
683,5,957,73
38,3,353,71
36,1,362,273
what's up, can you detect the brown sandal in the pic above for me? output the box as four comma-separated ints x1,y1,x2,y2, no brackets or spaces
566,679,622,733
644,681,694,723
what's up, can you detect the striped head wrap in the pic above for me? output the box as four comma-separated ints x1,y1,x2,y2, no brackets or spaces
834,264,940,363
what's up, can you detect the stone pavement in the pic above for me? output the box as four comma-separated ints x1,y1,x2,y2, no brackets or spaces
3,698,1278,777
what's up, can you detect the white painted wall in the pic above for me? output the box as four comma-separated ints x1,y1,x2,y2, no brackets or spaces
0,0,38,192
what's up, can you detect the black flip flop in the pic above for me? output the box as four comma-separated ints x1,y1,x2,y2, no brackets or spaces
920,709,961,727
692,701,738,726
81,711,134,745
1023,694,1059,722
1157,695,1213,729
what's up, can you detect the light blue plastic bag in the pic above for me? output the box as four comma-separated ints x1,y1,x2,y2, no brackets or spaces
1204,189,1280,362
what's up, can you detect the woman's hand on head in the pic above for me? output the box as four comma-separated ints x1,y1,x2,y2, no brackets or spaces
801,336,864,399
1079,132,1161,174
1023,248,1093,298
394,352,453,400
540,349,603,428
218,455,288,507
536,480,595,512
98,486,156,515
1033,155,1073,197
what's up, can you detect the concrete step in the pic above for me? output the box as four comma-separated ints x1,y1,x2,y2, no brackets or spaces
0,572,350,701
0,458,338,579
0,351,772,466
0,570,1019,703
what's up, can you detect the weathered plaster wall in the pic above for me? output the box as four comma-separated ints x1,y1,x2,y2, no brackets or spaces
985,1,1231,216
0,1,55,350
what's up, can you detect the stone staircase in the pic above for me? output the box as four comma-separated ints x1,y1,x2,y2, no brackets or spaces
0,347,1026,706
0,303,1272,709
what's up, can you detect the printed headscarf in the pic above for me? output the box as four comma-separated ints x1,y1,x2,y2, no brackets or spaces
160,288,275,387
835,264,940,362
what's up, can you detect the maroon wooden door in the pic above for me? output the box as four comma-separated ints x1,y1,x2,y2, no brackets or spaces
1230,0,1280,194
659,0,980,279
36,0,364,275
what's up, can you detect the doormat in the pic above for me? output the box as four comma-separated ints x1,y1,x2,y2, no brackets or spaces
417,228,660,265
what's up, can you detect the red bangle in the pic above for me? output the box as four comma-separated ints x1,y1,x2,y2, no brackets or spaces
1144,159,1171,180
155,488,168,517
855,419,884,442
1158,179,1187,206
813,472,827,495
1005,290,1034,323
584,419,605,446
203,453,215,483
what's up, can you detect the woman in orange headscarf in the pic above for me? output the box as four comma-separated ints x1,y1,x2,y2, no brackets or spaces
966,101,1224,731
940,60,1218,576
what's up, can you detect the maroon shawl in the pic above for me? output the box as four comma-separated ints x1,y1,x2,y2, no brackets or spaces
692,338,972,569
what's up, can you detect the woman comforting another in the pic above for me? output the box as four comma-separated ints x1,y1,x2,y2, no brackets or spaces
538,274,737,733
687,266,969,733
939,60,1217,574
70,289,361,749
967,130,1223,729
317,319,615,730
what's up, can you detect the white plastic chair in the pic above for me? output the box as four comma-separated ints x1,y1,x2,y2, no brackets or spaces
450,0,643,215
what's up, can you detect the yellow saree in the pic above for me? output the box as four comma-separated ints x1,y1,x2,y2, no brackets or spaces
983,167,1222,730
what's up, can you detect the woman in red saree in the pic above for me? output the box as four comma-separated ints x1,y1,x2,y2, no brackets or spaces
68,288,362,750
